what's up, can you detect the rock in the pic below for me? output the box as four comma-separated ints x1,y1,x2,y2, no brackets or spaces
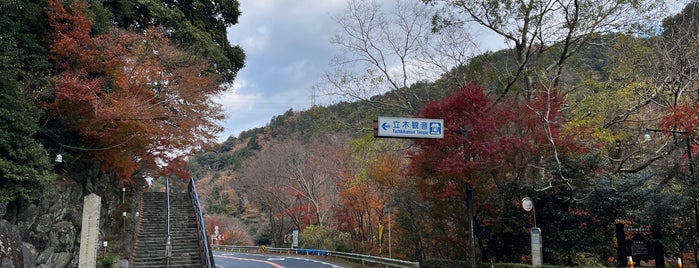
1,258,14,268
17,204,40,236
45,251,72,268
21,242,37,268
3,174,134,268
36,246,53,265
49,221,76,251
0,220,24,268
35,214,52,233
37,247,73,268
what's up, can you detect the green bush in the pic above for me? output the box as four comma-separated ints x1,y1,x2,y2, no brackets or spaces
299,225,353,251
97,255,118,268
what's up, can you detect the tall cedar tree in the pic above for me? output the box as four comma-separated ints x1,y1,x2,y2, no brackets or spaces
0,53,52,204
0,0,53,203
45,0,223,184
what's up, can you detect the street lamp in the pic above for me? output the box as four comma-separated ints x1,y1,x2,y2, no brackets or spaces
521,197,536,227
55,145,64,163
383,204,393,258
522,197,542,267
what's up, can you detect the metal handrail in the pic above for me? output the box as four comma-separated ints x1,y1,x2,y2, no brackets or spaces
212,245,420,268
128,186,147,265
165,178,171,265
166,178,170,237
189,178,214,268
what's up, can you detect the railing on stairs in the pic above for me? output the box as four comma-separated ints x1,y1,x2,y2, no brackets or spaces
189,178,215,268
165,178,172,266
128,185,147,266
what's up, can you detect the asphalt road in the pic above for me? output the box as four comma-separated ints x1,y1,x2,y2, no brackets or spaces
213,251,347,268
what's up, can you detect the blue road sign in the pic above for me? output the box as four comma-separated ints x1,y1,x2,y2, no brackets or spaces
377,117,444,139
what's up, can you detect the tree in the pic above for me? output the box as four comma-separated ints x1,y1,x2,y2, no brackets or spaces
241,136,346,227
44,0,225,185
407,83,585,261
205,214,254,246
321,0,478,115
239,135,350,246
102,0,245,83
197,175,240,215
335,133,409,254
425,0,666,101
582,4,699,261
0,0,54,204
0,51,53,204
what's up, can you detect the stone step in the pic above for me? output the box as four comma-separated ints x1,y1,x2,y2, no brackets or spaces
132,247,202,254
131,191,206,267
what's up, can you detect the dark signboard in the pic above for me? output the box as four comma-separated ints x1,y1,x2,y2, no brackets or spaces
616,224,664,267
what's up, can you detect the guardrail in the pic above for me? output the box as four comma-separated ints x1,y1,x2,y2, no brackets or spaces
190,178,215,268
187,178,216,268
212,245,420,268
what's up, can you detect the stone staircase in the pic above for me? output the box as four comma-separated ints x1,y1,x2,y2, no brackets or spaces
130,192,205,267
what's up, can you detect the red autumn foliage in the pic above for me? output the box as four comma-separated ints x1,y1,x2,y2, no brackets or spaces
45,0,223,185
205,214,254,246
659,103,699,136
399,83,586,259
409,83,581,222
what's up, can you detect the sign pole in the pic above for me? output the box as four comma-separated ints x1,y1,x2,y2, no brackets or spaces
384,204,393,258
214,226,219,245
522,197,542,267
467,185,476,268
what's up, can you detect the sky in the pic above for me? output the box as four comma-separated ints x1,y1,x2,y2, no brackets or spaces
216,1,347,140
215,0,688,141
215,0,507,141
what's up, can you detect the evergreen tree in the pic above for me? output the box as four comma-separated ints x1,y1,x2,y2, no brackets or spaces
0,0,53,203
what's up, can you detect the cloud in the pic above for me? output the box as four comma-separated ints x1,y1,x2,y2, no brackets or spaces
217,0,348,139
215,80,259,113
282,59,311,79
236,26,270,54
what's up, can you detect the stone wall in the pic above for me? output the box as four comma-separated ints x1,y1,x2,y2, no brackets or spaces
0,160,142,268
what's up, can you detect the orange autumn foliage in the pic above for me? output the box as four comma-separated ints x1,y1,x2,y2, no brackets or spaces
45,0,224,184
337,153,405,252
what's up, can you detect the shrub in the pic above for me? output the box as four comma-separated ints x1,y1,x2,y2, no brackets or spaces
299,225,352,251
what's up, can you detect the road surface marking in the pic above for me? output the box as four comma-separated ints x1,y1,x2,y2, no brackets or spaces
217,255,286,268
287,257,344,268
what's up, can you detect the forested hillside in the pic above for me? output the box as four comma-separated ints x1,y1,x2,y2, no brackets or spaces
3,0,699,267
190,1,699,267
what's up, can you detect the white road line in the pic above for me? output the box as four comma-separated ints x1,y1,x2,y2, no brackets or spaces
286,257,344,268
